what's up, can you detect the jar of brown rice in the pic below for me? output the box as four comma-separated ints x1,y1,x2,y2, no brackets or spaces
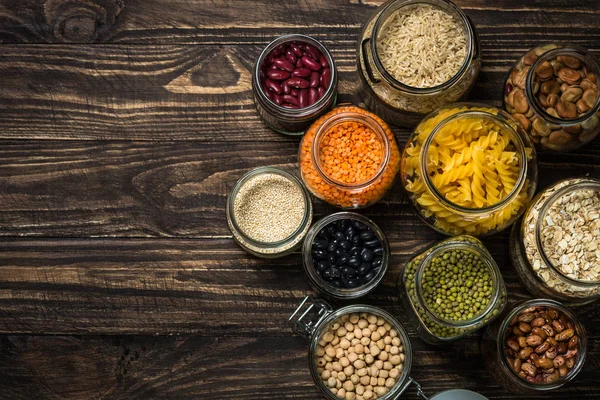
357,0,481,127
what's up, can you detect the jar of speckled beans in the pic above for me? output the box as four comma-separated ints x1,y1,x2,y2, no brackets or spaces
299,105,400,209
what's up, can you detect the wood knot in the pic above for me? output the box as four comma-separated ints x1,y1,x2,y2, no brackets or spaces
43,0,124,42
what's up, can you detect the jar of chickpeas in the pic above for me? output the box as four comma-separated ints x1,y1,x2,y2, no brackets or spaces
299,105,401,209
289,296,488,399
400,103,538,236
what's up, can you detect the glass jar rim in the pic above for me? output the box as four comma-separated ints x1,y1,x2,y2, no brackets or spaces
496,299,588,391
415,241,503,328
371,0,474,93
419,106,529,215
254,34,337,115
534,177,600,285
302,212,390,299
227,166,313,248
525,45,600,126
308,304,413,400
311,110,391,189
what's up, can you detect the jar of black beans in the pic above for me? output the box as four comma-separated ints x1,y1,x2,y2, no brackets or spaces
302,212,389,299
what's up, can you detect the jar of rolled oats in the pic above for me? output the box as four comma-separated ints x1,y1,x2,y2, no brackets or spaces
510,177,600,305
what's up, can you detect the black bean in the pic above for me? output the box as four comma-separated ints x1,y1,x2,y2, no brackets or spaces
334,231,345,241
319,229,332,241
362,271,375,283
346,279,359,288
313,239,328,250
372,257,383,269
351,236,363,246
327,240,338,253
347,256,361,267
326,225,336,235
358,263,371,276
360,248,374,262
312,249,327,260
364,239,380,248
339,240,351,250
345,227,354,240
350,247,361,256
334,248,347,257
316,260,329,272
336,254,349,266
342,267,357,278
360,231,375,241
328,253,336,265
352,221,367,230
330,279,342,288
323,267,341,280
373,247,384,256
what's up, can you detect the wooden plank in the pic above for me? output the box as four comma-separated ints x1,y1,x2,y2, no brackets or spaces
0,42,598,140
0,236,600,335
1,140,599,238
0,0,598,44
0,333,599,399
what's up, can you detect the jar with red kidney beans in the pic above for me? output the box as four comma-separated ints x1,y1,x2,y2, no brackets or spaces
253,34,338,135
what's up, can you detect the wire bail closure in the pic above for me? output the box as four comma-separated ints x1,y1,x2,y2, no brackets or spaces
288,296,332,337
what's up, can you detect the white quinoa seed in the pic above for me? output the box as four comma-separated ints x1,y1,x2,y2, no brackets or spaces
233,173,306,243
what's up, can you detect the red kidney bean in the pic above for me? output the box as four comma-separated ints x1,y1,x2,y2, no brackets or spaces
310,71,320,88
273,44,285,55
282,103,297,109
292,68,311,78
302,55,321,71
272,94,283,105
320,55,329,68
304,44,322,62
286,77,310,89
266,53,276,66
299,89,308,108
285,49,297,64
317,86,326,97
291,89,299,97
269,64,279,70
267,69,291,81
265,79,283,94
308,88,318,105
263,86,274,101
282,80,291,94
321,68,331,88
296,59,304,68
273,57,295,72
290,43,303,57
283,94,300,106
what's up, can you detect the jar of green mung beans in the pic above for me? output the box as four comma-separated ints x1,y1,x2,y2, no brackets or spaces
397,235,507,345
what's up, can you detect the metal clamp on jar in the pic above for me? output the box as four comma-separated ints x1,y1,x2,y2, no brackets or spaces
397,235,507,345
289,296,489,400
357,0,481,127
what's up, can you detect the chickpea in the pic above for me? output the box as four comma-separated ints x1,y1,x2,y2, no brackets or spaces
370,346,380,357
365,354,374,364
326,347,336,358
371,332,381,341
358,319,368,329
337,379,342,389
354,328,363,339
337,327,348,337
389,368,400,379
345,332,355,341
390,346,399,355
376,317,385,326
345,322,354,332
331,388,338,396
317,358,326,367
340,339,351,350
378,377,386,386
331,337,340,346
360,375,370,386
377,326,386,336
354,359,365,369
323,332,334,342
333,362,343,372
356,385,365,395
349,314,359,324
325,362,333,371
375,386,387,396
332,322,340,330
322,370,331,380
370,376,378,386
367,315,377,324
344,366,354,376
385,378,396,388
324,354,332,362
379,370,389,378
327,377,336,388
355,344,365,354
316,346,325,356
377,340,385,350
392,337,401,346
363,390,373,400
369,365,379,377
362,328,371,337
375,360,384,370
357,368,367,377
348,353,358,363
346,392,356,400
332,371,338,378
383,361,392,370
343,381,354,392
340,357,350,367
389,355,402,365
337,388,346,398
351,338,360,346
379,351,388,361
383,336,392,345
336,347,345,358
351,374,360,384
384,322,392,331
385,345,391,352
360,337,370,346
319,340,326,347
368,324,377,332
338,372,347,382
390,329,398,338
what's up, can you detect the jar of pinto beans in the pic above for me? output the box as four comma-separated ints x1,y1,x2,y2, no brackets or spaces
299,106,400,209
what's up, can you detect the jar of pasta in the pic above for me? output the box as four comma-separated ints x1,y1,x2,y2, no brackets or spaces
299,105,401,209
509,177,600,306
503,44,600,151
400,103,538,236
357,0,481,127
396,235,507,345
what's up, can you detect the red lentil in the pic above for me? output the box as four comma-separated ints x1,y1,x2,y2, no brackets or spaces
300,106,400,208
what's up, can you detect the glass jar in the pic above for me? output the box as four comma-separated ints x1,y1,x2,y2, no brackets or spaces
302,212,390,300
226,166,313,258
253,34,338,135
510,177,600,305
299,105,400,209
357,0,481,127
397,235,507,345
482,299,587,395
503,44,600,151
400,103,538,236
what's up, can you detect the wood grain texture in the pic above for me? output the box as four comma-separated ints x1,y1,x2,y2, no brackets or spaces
0,334,599,400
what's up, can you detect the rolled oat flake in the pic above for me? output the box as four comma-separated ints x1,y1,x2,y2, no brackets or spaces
541,187,600,281
233,172,306,243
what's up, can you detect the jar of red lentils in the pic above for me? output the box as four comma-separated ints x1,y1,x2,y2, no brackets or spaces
299,105,401,209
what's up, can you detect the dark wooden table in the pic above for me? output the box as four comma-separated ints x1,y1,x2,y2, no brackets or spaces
0,0,599,399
